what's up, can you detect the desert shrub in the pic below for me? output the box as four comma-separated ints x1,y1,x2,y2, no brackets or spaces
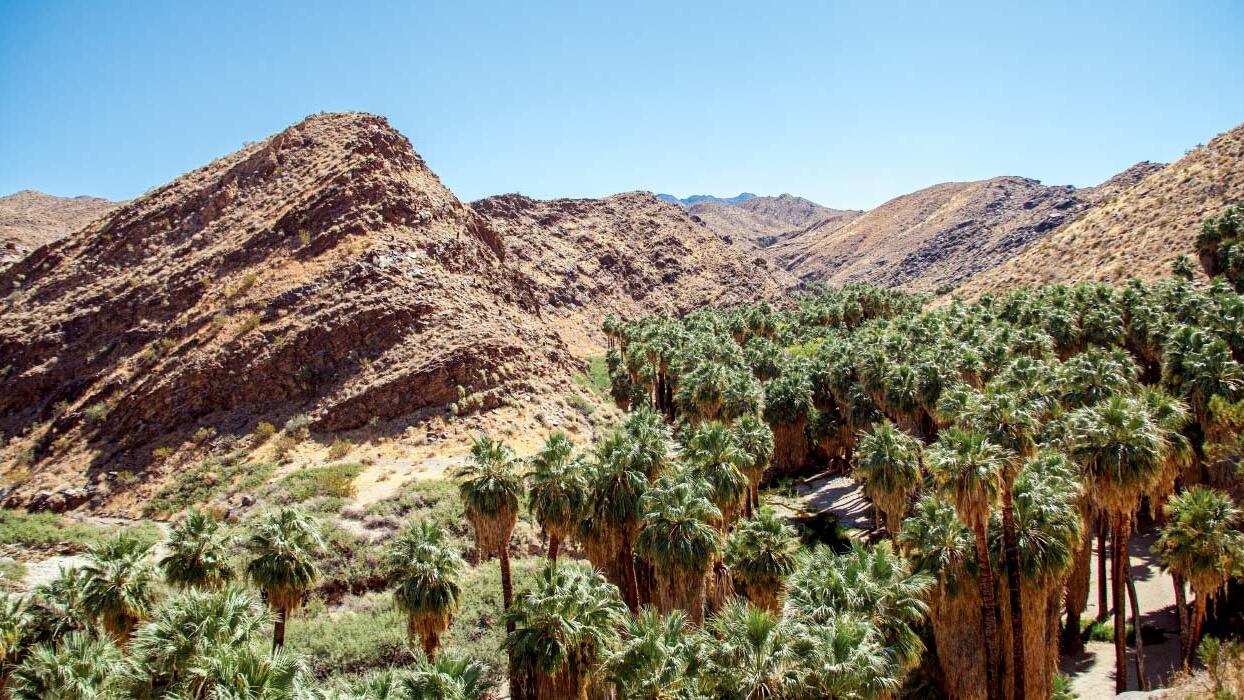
83,402,109,424
0,559,28,590
238,312,262,334
284,413,311,436
270,462,363,504
192,426,217,443
566,394,595,417
151,446,174,463
253,421,277,445
142,457,277,517
328,437,352,460
272,433,300,461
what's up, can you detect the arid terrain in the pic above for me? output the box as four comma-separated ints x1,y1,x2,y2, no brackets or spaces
0,190,118,269
687,194,862,248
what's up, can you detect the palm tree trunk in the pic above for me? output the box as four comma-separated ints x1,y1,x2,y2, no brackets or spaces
1063,524,1093,653
1096,520,1110,622
618,543,639,610
273,606,287,650
1112,515,1129,694
1191,595,1207,660
548,535,561,565
1000,480,1027,700
500,550,515,634
1126,569,1146,691
974,526,1002,700
1173,573,1190,667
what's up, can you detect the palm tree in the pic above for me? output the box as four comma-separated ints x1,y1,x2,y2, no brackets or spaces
586,429,650,610
723,508,800,613
926,427,1007,699
901,495,986,700
458,434,523,630
26,566,91,646
179,645,303,700
80,532,158,644
762,368,816,472
683,422,751,529
853,420,922,537
403,654,496,700
526,431,589,564
790,611,905,699
604,608,701,700
0,595,30,698
245,507,325,650
387,521,465,660
1066,395,1167,693
159,509,235,590
9,632,122,700
697,600,801,699
729,414,774,514
505,563,626,700
635,476,721,624
1155,486,1244,666
123,585,271,697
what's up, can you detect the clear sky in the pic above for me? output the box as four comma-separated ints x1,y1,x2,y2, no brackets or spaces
2,1,1243,210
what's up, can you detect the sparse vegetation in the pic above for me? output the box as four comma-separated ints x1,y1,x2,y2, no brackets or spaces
143,457,278,517
269,462,363,505
327,437,352,460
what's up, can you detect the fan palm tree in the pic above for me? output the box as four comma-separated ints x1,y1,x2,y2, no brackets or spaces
853,420,922,537
586,429,651,610
729,415,774,515
0,595,30,699
526,431,589,564
636,477,721,624
245,507,325,650
683,422,751,529
26,566,91,645
179,644,303,700
697,600,801,699
1155,486,1244,667
403,654,496,700
723,508,800,613
387,521,465,660
1066,395,1167,693
458,434,523,629
926,427,1007,699
160,508,236,590
790,611,905,699
603,608,702,700
80,532,158,644
505,563,626,700
9,632,122,700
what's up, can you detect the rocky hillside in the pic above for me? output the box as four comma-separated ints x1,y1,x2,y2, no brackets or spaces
656,192,757,207
772,165,1163,294
0,190,118,269
0,113,790,509
688,194,862,248
956,123,1244,295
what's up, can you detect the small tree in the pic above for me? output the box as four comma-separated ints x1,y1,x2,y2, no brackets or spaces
245,508,324,649
387,521,465,660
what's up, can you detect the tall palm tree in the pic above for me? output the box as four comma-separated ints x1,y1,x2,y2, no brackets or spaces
926,427,1007,699
159,508,235,590
179,644,303,700
80,532,158,644
26,566,91,646
1066,395,1167,693
245,507,325,650
526,431,589,564
1155,486,1244,666
729,414,774,514
697,600,801,699
635,476,721,624
457,434,523,630
505,564,626,700
852,420,922,537
586,430,650,610
723,508,800,613
387,521,465,660
402,654,496,700
683,422,751,529
604,608,701,700
9,632,123,700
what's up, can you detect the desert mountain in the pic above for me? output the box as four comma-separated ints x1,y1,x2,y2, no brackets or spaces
772,164,1165,295
656,192,757,207
0,190,118,269
688,194,863,248
0,113,789,507
956,123,1244,295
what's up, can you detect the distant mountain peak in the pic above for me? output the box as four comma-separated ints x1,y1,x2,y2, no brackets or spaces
656,192,758,207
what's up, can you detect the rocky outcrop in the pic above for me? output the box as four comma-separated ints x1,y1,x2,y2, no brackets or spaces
688,194,862,248
0,191,118,270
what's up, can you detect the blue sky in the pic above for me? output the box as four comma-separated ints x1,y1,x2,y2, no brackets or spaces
2,1,1242,210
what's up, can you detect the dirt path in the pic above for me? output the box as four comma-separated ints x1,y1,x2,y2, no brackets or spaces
796,472,877,534
1060,524,1181,697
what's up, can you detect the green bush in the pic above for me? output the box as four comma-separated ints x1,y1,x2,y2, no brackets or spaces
0,509,161,551
271,463,363,504
143,457,277,517
574,354,611,401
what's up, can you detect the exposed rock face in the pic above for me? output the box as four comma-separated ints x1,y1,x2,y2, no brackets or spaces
0,113,792,505
771,168,1164,294
473,192,795,330
0,191,118,270
958,123,1244,295
688,194,862,248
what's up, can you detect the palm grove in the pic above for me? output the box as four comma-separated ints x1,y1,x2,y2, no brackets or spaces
1,206,1244,699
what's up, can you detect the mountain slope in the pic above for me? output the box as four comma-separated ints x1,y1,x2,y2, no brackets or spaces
656,192,757,207
956,124,1244,295
772,167,1163,294
688,194,862,248
0,190,118,268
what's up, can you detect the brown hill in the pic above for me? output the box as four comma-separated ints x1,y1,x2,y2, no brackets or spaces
956,124,1244,295
771,166,1163,294
0,190,118,269
0,113,789,509
688,194,861,248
